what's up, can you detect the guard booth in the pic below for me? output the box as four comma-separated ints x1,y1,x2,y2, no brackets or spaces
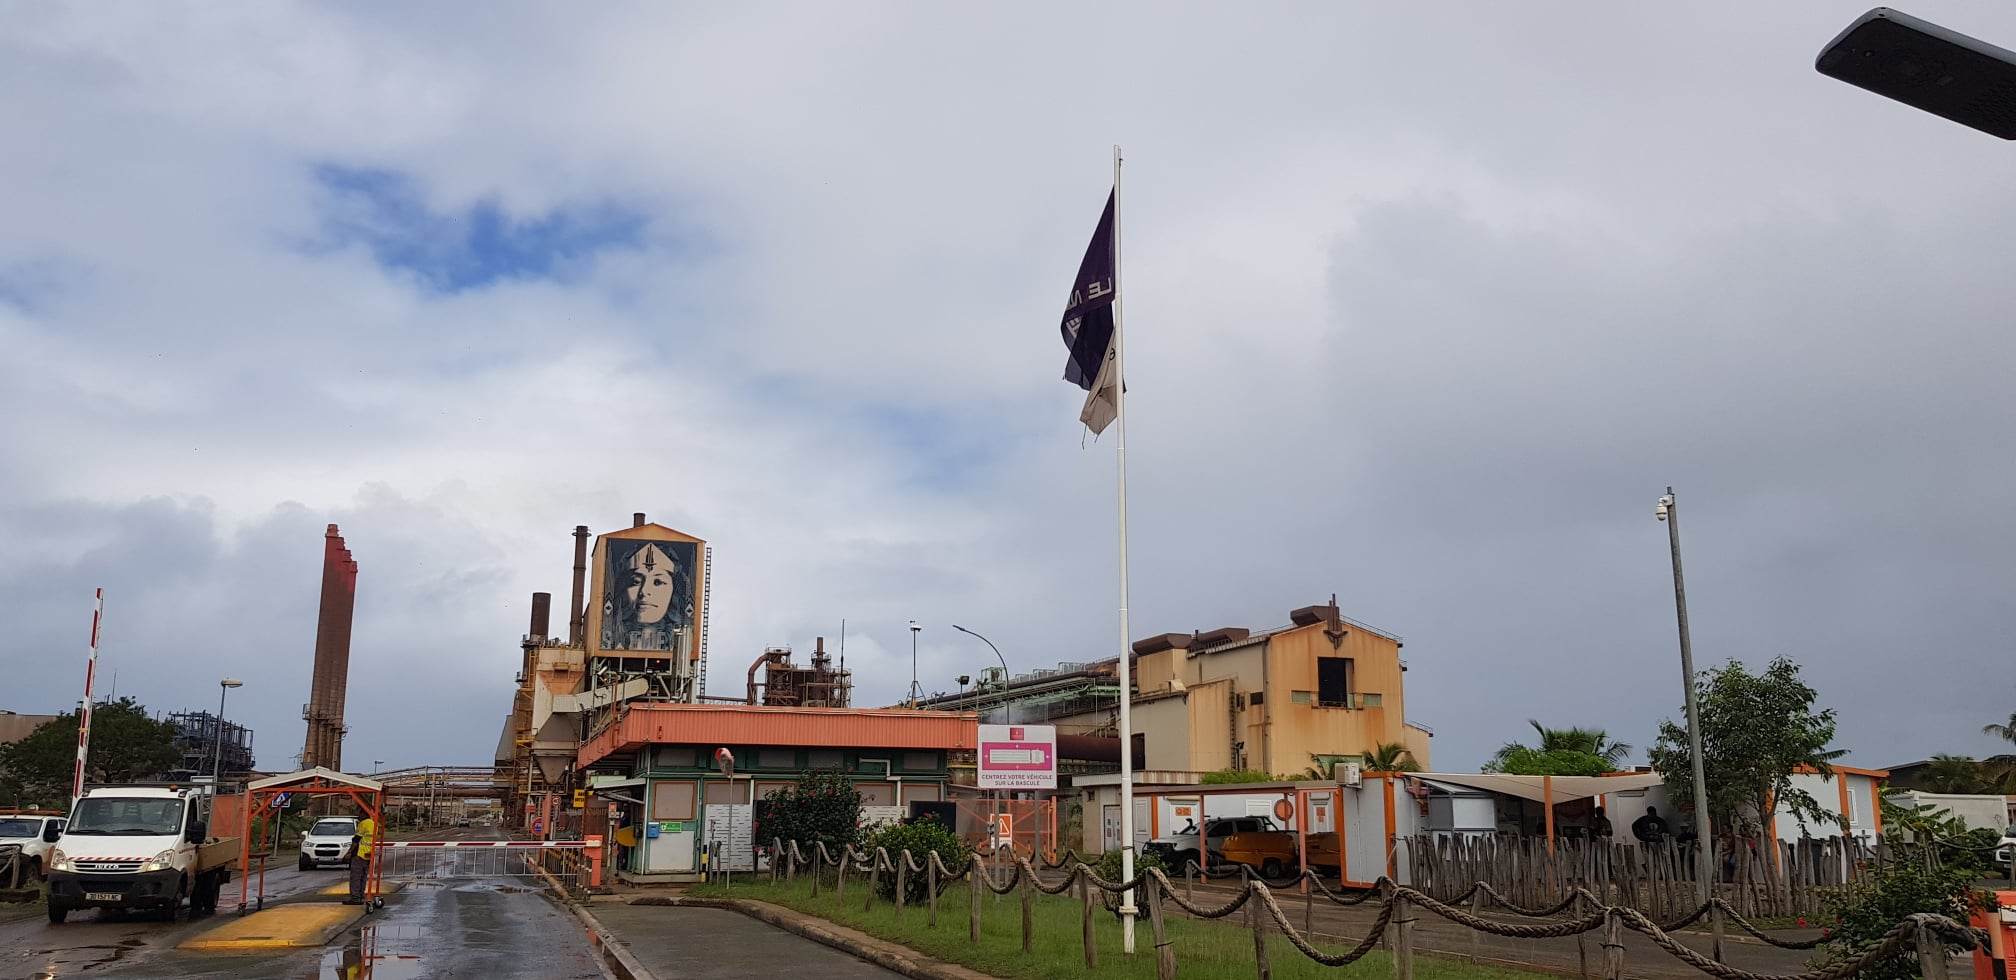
236,767,385,913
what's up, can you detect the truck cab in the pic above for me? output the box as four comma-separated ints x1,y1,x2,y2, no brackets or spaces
44,784,236,923
0,812,66,881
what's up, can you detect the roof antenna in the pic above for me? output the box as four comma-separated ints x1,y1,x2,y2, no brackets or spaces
839,619,846,671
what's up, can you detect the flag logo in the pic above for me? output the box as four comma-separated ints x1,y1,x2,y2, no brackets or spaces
1060,190,1119,434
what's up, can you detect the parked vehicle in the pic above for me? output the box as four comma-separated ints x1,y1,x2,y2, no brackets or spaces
1220,829,1301,878
43,784,237,924
1145,816,1280,869
0,812,65,882
298,817,359,870
1995,825,2016,866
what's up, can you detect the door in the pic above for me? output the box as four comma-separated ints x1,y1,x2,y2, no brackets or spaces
648,781,698,873
1132,798,1152,851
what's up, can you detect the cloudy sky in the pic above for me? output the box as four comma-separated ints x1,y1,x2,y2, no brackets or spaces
4,4,2013,775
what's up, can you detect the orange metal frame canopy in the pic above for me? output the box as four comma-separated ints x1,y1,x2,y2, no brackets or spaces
235,769,385,914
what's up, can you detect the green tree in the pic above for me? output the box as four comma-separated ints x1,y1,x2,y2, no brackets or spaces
1361,742,1421,773
1484,747,1613,776
1200,768,1277,784
1917,754,1997,794
0,698,179,807
1647,657,1841,841
1489,720,1631,771
864,817,968,904
1811,861,1995,980
755,768,862,848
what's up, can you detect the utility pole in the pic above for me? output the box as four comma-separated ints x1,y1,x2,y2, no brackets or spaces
211,679,243,778
908,621,923,706
1658,488,1723,958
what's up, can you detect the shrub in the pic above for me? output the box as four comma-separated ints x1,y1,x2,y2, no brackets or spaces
1093,849,1165,918
864,817,969,904
1941,827,2003,876
1811,861,1994,980
755,769,862,851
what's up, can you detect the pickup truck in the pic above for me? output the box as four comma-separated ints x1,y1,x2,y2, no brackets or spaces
0,811,66,883
44,784,237,923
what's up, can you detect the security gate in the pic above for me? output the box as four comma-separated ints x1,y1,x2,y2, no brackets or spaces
378,840,598,892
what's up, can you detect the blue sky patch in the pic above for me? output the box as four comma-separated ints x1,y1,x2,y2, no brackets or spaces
311,164,648,293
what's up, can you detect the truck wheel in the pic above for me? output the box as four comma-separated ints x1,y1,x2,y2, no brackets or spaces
1260,858,1286,879
46,902,68,924
299,855,313,872
25,858,41,882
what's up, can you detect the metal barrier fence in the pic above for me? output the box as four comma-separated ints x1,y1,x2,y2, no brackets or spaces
378,840,597,894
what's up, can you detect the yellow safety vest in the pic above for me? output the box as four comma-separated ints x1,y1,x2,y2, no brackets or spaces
356,817,376,858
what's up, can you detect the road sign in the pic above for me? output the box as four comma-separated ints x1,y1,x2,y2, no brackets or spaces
977,724,1056,790
271,792,292,810
572,790,586,809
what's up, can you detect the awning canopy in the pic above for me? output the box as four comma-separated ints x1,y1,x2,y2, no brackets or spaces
1413,772,1663,803
245,766,384,793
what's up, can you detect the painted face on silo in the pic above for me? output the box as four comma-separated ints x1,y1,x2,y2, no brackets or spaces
625,544,678,624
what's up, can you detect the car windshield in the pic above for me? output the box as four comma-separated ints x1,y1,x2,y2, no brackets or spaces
0,819,40,837
310,820,356,837
65,798,184,836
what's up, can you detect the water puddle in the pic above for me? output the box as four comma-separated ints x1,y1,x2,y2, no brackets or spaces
309,922,431,979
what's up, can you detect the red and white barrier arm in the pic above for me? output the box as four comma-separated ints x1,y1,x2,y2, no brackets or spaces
383,840,589,849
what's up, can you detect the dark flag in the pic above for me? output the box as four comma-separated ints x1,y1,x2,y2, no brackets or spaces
1060,190,1119,434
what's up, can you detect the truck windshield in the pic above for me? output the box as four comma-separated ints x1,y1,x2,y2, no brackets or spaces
0,819,40,837
65,798,184,836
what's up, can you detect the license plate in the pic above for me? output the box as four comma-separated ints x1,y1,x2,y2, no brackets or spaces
85,892,121,902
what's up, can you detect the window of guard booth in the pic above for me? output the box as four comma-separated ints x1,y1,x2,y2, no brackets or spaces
704,780,745,806
807,749,844,770
900,752,937,772
651,781,696,821
654,747,697,769
900,783,941,804
858,782,896,806
757,748,797,769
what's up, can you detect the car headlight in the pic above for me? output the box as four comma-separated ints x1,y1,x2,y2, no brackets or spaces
48,848,70,872
140,849,177,872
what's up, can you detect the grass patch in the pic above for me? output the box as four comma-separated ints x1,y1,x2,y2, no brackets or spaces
690,874,1546,980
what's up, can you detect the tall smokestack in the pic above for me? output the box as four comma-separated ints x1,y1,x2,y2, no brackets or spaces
529,592,552,640
569,525,589,645
302,525,358,771
632,512,646,527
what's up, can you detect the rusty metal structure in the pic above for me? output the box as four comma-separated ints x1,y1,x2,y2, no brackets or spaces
744,637,852,707
300,524,357,771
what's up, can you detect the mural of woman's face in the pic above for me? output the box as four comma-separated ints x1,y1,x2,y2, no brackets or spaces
624,544,677,624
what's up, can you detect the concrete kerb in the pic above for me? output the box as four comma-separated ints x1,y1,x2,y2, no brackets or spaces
603,895,993,980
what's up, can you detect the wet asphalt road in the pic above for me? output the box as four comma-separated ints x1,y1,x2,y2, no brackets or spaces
0,835,604,980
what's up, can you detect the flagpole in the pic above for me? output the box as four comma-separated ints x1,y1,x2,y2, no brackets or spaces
1111,143,1138,954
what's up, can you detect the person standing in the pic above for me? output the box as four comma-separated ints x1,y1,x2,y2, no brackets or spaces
346,813,377,905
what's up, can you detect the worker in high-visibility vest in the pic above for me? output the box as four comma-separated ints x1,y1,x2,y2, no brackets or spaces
346,814,377,904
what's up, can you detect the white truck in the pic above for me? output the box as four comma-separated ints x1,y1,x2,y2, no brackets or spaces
0,812,66,884
43,784,237,924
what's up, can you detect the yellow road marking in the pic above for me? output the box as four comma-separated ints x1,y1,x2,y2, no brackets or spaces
179,903,364,951
317,881,403,897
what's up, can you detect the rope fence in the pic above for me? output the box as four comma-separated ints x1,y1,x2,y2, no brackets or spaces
755,839,1987,980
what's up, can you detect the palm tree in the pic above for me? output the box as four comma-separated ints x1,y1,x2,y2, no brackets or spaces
1491,720,1632,771
1919,754,1990,794
1984,714,2016,746
1361,742,1421,773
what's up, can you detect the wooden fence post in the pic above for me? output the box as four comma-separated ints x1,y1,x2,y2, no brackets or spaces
1021,867,1034,954
969,860,982,944
1082,869,1100,970
1392,890,1415,980
1602,910,1624,980
837,849,849,902
865,852,879,911
1469,886,1484,966
1186,861,1195,905
928,854,939,927
811,846,822,897
1304,872,1315,936
896,851,908,917
1248,885,1270,980
1917,920,1952,980
1146,874,1176,980
1575,890,1589,980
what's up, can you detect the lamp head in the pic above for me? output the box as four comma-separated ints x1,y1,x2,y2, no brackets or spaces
220,678,243,688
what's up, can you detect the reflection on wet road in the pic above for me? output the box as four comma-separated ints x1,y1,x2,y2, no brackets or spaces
1,870,600,979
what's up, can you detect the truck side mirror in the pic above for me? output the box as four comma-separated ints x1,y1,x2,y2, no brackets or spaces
44,823,61,843
186,820,207,843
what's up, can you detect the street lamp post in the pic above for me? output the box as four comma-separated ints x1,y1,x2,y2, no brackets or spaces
1816,8,2016,140
211,679,243,779
950,624,1009,688
1657,489,1723,958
